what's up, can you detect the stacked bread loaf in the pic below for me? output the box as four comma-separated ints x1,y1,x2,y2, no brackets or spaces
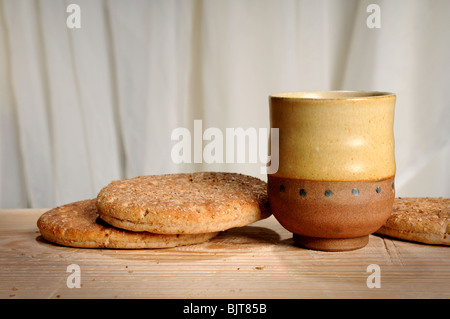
37,172,271,249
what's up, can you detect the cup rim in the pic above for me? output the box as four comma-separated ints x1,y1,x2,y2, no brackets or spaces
269,90,395,101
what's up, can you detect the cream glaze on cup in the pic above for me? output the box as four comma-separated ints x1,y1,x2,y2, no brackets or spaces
268,91,396,251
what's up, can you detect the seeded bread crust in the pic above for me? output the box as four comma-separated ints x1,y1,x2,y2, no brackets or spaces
96,172,271,234
37,199,219,249
375,197,450,246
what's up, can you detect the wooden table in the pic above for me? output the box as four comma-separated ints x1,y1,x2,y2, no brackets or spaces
1,209,449,299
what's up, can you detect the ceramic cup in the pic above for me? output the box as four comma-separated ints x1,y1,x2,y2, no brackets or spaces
268,91,396,251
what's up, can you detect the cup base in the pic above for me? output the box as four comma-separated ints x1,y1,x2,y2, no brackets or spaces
293,234,369,252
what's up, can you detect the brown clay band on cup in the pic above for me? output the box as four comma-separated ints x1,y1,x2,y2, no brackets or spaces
268,175,395,251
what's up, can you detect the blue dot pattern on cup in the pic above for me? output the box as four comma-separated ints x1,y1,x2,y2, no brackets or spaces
275,185,387,197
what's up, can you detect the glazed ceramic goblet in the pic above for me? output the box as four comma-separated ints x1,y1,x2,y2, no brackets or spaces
268,91,396,251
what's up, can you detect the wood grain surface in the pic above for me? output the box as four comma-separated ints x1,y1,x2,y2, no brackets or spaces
0,209,449,299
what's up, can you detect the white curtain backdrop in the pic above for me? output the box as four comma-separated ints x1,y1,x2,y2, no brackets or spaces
0,0,449,208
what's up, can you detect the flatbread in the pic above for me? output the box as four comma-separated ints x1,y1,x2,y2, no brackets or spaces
96,172,271,234
375,197,450,246
37,199,219,249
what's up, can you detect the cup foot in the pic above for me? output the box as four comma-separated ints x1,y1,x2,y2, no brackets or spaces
293,234,369,252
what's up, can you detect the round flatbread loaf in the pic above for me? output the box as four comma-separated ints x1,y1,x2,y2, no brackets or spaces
37,199,219,249
375,197,450,246
96,172,271,234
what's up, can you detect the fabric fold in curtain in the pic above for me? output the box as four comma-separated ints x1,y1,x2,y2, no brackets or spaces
0,0,449,208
